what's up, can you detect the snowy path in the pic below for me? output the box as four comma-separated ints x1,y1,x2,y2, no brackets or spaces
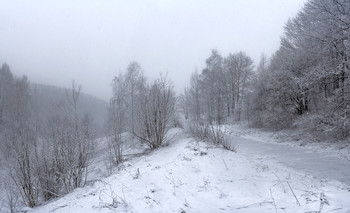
227,133,350,185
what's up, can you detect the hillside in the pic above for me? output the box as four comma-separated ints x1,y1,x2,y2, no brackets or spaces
30,83,108,135
28,128,350,213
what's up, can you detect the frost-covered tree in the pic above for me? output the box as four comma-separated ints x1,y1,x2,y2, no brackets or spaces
60,81,94,191
109,63,176,150
182,50,255,125
107,63,146,165
107,74,128,166
125,62,143,133
1,65,97,208
0,63,14,130
223,52,254,121
202,49,225,124
249,0,350,136
0,70,40,207
189,71,201,121
135,76,176,149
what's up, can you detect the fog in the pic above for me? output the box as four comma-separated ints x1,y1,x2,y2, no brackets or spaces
2,1,350,212
0,0,306,100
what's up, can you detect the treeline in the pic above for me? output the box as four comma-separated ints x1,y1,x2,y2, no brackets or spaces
31,83,108,136
180,50,254,124
182,0,350,139
0,64,98,209
251,0,350,138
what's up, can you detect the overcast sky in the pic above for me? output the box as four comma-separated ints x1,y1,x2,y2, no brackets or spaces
0,0,307,101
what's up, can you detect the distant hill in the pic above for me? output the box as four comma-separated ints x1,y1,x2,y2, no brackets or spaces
30,83,108,136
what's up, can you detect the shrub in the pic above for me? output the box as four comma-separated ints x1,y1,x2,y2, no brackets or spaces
187,122,236,151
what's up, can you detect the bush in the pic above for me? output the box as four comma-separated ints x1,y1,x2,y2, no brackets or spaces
187,122,236,151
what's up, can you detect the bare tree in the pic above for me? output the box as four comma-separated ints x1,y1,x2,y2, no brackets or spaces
107,74,128,167
125,62,143,133
0,63,15,130
63,81,93,191
1,66,97,208
182,50,255,125
135,76,176,149
224,52,254,121
189,70,201,121
4,75,40,208
247,0,350,136
40,81,94,195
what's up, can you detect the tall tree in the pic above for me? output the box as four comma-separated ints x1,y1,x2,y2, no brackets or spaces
125,62,143,133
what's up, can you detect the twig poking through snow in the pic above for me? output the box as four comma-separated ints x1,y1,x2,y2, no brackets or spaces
324,207,343,213
318,192,329,213
272,171,286,193
338,152,350,162
50,204,68,212
171,175,176,195
287,181,301,206
236,201,273,209
223,159,228,170
270,187,278,213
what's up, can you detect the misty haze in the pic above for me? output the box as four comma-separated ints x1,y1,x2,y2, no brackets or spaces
1,0,350,212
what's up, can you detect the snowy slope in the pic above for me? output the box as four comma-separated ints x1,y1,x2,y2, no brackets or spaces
29,128,350,213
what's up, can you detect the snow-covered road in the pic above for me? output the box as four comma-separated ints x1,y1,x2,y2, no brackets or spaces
228,133,350,185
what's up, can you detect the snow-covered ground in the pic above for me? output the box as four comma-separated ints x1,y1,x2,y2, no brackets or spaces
28,128,350,213
222,123,350,155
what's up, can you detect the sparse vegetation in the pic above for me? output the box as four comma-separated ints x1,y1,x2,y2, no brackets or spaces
187,122,236,152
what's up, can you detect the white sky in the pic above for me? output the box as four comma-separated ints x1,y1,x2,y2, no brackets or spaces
0,0,307,101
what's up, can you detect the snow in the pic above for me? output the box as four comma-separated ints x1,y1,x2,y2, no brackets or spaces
224,133,350,185
222,123,350,155
28,128,350,213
